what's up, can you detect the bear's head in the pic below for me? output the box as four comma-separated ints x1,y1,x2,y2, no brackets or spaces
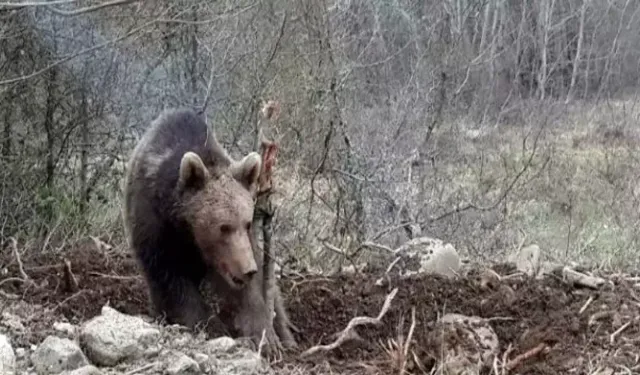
177,151,262,290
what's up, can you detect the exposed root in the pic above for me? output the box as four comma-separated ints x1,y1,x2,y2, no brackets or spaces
300,287,398,358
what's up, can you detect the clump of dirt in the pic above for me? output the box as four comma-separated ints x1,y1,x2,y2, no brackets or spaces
2,243,639,375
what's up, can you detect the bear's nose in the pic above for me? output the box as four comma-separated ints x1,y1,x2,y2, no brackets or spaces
244,269,257,279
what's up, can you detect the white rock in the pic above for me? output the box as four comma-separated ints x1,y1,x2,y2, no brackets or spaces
79,305,161,366
60,365,103,375
395,236,461,277
209,352,265,375
204,337,237,354
0,334,16,375
31,336,88,375
165,351,200,375
1,312,25,332
193,353,209,371
508,244,541,276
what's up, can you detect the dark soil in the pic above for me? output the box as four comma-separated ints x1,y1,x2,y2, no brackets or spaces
2,243,639,375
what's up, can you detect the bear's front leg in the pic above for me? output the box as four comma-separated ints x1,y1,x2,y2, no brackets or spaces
149,275,214,332
221,279,281,356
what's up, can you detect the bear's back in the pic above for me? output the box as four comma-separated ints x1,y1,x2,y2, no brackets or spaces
123,108,229,251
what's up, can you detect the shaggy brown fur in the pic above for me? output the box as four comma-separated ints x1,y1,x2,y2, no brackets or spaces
122,108,280,351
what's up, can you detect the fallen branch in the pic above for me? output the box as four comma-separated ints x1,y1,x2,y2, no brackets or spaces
588,310,615,326
506,343,549,371
562,267,606,289
88,272,141,280
301,287,398,358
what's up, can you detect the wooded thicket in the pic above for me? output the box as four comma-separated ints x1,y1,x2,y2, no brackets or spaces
2,0,640,269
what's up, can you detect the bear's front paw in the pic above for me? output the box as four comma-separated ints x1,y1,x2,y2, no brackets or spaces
235,312,282,357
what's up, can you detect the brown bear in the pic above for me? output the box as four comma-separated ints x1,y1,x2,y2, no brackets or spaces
122,108,280,351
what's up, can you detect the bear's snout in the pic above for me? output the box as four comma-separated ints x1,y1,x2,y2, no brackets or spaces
221,248,258,289
230,267,257,287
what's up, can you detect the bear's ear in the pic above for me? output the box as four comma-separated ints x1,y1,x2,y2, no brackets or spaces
178,152,210,190
230,152,262,192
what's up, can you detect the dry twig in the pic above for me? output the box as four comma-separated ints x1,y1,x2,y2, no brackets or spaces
400,307,417,375
579,295,594,315
610,320,633,344
9,237,29,280
88,272,141,280
505,343,549,371
301,287,399,358
63,258,79,293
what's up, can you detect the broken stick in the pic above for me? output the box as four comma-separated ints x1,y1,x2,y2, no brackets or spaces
505,343,549,371
252,99,298,349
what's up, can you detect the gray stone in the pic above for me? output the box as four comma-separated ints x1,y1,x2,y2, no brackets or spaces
79,305,161,366
60,365,103,375
1,312,25,332
209,352,267,375
165,351,200,375
31,336,88,375
53,322,77,337
193,353,209,372
14,347,25,359
204,337,237,354
0,334,16,375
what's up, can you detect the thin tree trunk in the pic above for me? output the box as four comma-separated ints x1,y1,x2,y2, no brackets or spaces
190,4,198,106
44,67,57,189
2,104,11,157
79,93,88,212
565,0,587,103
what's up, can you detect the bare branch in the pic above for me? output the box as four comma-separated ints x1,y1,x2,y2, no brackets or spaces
300,287,398,358
1,0,81,8
0,15,164,86
46,0,140,16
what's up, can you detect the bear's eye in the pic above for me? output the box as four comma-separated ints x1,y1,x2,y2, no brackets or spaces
245,222,252,231
220,224,232,234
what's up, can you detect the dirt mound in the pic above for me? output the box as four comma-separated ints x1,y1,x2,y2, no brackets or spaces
2,243,639,374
